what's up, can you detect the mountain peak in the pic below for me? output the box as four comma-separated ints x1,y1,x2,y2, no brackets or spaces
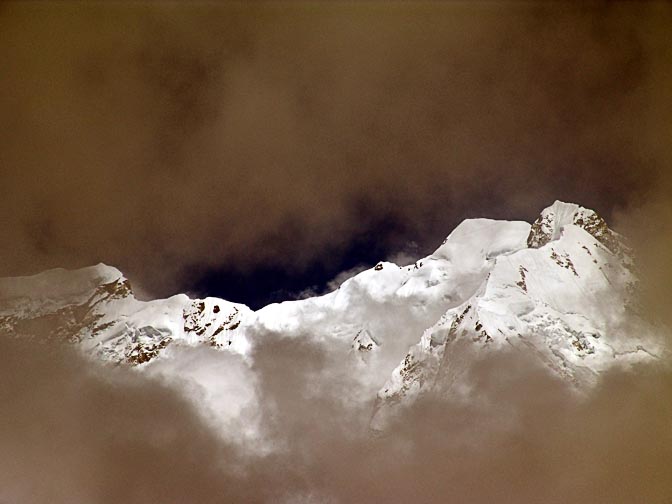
527,201,621,253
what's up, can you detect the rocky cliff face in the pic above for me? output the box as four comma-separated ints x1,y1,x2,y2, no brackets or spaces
527,201,625,255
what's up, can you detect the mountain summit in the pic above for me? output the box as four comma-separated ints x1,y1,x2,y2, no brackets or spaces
373,201,658,424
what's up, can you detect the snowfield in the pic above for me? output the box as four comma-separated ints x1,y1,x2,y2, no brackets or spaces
0,201,664,436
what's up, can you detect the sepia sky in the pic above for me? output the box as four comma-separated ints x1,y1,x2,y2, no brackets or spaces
2,4,672,503
1,1,671,307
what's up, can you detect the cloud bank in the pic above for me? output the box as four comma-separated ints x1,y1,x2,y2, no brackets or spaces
1,2,671,297
1,331,671,503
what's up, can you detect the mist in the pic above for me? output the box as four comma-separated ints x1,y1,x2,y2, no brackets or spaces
2,329,671,504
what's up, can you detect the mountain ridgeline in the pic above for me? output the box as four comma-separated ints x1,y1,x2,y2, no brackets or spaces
0,202,662,425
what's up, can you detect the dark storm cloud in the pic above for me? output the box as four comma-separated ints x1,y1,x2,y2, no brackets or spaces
1,2,671,298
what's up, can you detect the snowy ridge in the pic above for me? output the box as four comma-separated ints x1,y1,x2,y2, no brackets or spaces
0,201,664,426
373,202,659,425
0,264,254,362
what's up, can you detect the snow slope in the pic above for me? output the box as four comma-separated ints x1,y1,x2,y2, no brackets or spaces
0,201,664,430
373,201,661,425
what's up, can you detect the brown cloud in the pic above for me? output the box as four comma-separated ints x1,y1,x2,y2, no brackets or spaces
614,177,672,329
243,336,672,504
1,2,671,296
0,335,251,503
1,318,671,503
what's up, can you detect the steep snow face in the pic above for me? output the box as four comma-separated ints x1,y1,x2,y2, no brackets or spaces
0,201,664,433
374,203,661,427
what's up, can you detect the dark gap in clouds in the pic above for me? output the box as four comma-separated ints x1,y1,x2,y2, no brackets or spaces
188,208,409,308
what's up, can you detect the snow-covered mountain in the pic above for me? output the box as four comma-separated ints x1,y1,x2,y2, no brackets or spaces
372,201,663,425
0,201,663,427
